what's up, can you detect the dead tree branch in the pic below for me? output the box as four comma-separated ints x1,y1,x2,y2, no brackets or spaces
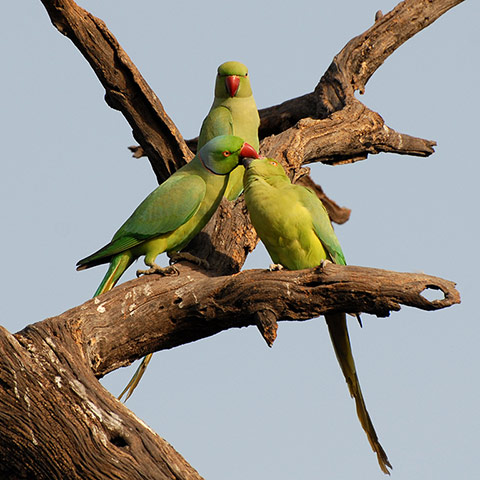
0,262,460,479
0,0,464,478
41,0,463,229
0,321,204,480
40,0,192,184
258,0,463,142
65,263,461,378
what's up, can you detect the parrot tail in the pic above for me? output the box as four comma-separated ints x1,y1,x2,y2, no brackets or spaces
94,253,133,297
325,312,392,475
118,353,153,401
91,252,153,401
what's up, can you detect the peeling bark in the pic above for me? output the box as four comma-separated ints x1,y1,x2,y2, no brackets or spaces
71,262,460,377
0,324,204,480
0,262,460,479
0,0,465,478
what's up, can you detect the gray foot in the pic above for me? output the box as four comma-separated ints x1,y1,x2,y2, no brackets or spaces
167,251,210,270
269,263,284,271
136,264,179,278
318,259,333,271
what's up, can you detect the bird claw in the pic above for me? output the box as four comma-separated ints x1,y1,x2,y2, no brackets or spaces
167,251,210,270
269,263,284,271
136,264,179,278
318,259,332,271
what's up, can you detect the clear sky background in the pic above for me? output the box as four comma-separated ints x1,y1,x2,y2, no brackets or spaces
2,1,478,479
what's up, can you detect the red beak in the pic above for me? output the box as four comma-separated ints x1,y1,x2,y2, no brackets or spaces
225,75,240,97
240,142,259,159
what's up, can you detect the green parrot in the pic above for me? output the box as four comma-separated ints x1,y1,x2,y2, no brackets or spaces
77,135,259,400
198,61,260,201
241,157,392,475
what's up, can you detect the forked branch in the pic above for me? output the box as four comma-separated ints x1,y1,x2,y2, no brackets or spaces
0,0,464,478
38,0,462,277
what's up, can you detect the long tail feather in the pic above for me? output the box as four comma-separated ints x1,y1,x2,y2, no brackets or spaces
118,353,153,401
325,312,392,475
93,253,133,297
92,253,154,401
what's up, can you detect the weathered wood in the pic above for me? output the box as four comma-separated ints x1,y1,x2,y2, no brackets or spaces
0,262,460,479
260,101,436,168
40,0,192,184
315,0,465,112
17,263,460,379
0,0,465,478
0,324,204,480
255,310,279,347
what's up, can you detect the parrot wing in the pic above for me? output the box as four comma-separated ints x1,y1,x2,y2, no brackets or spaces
77,174,206,268
296,187,392,473
297,186,346,266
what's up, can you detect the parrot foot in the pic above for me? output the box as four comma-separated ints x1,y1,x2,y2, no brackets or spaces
269,263,284,271
167,251,210,270
136,264,179,277
319,259,333,271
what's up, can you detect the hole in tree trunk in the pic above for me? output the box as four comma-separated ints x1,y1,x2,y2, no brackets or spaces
110,433,129,448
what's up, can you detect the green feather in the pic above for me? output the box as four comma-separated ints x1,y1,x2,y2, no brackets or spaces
77,136,245,272
199,105,233,141
198,61,259,201
77,135,250,399
243,158,392,475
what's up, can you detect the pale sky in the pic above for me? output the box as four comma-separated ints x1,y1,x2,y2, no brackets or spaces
2,1,478,479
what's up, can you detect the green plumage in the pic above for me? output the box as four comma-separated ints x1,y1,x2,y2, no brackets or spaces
198,61,260,201
79,174,207,272
242,158,392,475
77,135,256,399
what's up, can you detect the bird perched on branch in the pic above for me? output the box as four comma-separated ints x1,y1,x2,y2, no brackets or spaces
77,135,259,400
242,157,392,475
198,61,260,201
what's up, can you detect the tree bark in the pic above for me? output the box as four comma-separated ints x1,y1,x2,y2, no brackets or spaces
0,322,204,480
58,263,462,378
0,0,464,478
0,263,460,479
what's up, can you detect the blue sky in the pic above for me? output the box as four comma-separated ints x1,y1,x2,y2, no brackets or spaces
2,1,478,479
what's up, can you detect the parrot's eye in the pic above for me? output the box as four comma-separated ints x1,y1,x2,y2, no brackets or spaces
222,151,231,157
269,161,278,166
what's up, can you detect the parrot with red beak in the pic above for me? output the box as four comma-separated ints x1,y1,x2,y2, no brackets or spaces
198,61,260,200
77,136,259,400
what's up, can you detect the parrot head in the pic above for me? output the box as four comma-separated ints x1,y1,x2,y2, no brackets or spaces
199,135,258,175
215,61,252,98
241,157,288,178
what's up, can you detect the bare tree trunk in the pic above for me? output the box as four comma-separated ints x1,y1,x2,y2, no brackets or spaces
0,0,463,478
